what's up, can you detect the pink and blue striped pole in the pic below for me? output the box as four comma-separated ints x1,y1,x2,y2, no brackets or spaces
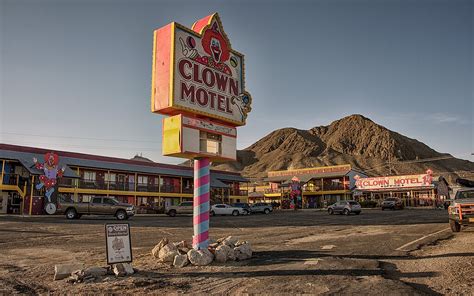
193,158,210,250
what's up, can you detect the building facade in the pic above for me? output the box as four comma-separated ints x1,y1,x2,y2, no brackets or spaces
353,171,444,207
245,164,368,208
0,144,248,215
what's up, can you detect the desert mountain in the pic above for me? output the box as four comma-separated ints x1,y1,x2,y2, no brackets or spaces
212,114,474,181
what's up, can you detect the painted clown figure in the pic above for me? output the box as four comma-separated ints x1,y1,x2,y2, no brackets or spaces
33,152,65,202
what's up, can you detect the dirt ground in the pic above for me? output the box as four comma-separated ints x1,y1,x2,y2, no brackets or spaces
0,209,472,295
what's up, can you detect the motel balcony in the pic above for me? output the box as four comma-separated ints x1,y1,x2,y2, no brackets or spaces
229,189,248,196
264,188,281,194
303,184,349,193
58,178,187,194
1,173,25,187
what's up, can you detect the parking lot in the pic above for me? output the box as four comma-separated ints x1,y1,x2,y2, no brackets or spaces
1,209,473,295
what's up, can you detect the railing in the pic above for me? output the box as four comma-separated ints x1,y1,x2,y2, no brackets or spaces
159,184,181,193
230,189,248,196
182,187,193,194
1,173,22,186
137,183,159,192
58,177,184,194
264,188,281,194
303,184,349,192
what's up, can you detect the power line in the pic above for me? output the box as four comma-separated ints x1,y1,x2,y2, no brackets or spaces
2,139,160,151
1,131,161,143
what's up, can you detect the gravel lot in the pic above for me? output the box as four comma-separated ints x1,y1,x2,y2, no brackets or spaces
0,209,472,295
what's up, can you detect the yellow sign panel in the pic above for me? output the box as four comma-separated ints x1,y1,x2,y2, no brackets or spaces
162,115,182,155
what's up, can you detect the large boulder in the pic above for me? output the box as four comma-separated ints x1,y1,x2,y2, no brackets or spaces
158,243,179,263
221,236,239,248
113,263,134,277
84,266,107,277
187,248,214,266
234,242,252,261
173,254,189,268
54,263,85,280
152,238,169,258
214,245,231,263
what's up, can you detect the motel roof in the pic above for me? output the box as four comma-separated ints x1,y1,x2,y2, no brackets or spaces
0,144,248,184
264,165,357,183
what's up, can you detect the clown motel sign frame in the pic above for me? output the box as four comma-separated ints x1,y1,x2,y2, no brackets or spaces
151,13,252,128
152,13,252,162
355,172,434,191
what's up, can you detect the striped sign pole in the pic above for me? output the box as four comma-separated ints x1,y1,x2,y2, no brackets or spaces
193,158,210,250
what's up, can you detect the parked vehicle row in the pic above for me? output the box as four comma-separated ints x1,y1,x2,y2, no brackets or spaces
57,196,415,220
165,202,273,217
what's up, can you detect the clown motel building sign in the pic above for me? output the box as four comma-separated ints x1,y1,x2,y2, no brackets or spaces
355,172,434,191
151,13,252,127
152,13,252,162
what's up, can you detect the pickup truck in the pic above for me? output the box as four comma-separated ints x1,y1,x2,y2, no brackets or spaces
58,196,135,220
448,188,474,232
165,201,193,217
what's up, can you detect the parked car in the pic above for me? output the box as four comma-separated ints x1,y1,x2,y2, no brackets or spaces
232,203,251,214
250,202,273,214
165,201,193,217
381,197,404,210
58,196,135,220
448,188,474,232
327,200,361,215
137,202,164,214
211,204,247,216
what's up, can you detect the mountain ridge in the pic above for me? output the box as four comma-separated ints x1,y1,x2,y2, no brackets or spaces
212,114,473,181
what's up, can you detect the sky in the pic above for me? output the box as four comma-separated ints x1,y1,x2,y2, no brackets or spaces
0,0,472,165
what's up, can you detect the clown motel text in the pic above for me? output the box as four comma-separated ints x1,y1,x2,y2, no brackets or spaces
178,58,236,114
355,174,433,190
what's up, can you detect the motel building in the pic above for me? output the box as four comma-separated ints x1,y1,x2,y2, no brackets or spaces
245,165,368,208
353,171,449,207
0,144,248,215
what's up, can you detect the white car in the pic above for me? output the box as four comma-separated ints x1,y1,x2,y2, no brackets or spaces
211,204,246,216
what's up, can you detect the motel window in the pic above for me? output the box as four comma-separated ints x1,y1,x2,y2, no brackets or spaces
83,171,96,181
199,131,222,155
138,176,148,185
105,173,116,182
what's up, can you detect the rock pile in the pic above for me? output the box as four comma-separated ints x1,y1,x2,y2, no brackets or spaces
151,236,252,268
54,263,135,283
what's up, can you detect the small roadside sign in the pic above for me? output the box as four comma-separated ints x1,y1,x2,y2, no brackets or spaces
105,223,132,265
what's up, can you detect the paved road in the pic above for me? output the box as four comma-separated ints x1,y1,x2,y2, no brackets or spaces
0,209,455,295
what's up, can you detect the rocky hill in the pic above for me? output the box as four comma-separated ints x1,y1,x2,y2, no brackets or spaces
212,114,474,181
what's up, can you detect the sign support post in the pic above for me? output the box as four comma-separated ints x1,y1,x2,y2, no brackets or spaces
193,158,210,250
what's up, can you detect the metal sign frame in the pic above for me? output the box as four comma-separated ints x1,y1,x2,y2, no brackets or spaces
105,223,133,265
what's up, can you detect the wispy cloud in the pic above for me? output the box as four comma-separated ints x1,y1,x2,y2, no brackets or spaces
425,113,471,125
385,112,471,126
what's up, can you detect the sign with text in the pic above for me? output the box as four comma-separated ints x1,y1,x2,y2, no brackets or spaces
105,223,132,265
152,13,252,127
268,165,352,178
355,173,433,191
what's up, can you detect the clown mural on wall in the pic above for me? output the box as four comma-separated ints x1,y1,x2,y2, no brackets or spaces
33,152,65,210
290,177,302,210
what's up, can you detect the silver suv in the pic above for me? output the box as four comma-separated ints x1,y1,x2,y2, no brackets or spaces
250,203,273,214
328,200,361,215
